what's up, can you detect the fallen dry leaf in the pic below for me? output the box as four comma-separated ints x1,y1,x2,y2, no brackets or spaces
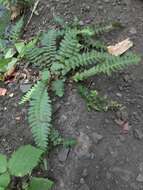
122,121,129,134
115,119,129,134
10,5,23,20
0,88,7,96
4,65,16,79
107,38,133,56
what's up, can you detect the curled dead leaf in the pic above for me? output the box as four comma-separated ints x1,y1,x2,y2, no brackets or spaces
107,38,133,56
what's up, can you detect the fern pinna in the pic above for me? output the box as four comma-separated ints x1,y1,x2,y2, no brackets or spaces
21,23,141,151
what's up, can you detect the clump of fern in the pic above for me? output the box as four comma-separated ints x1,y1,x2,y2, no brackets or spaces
20,20,141,151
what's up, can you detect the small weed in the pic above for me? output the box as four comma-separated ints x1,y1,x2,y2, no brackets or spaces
78,85,122,112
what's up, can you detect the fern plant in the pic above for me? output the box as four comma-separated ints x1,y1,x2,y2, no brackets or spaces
21,20,141,153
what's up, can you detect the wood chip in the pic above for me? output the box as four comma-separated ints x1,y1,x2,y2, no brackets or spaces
107,38,133,56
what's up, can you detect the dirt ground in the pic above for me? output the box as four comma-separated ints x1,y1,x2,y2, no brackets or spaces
1,0,143,189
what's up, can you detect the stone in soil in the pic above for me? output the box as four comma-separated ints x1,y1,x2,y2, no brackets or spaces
133,129,143,140
92,132,103,144
58,148,70,162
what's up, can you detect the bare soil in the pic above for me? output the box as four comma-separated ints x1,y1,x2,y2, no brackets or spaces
1,0,143,189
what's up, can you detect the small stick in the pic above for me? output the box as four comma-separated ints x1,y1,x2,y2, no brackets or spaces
25,0,40,28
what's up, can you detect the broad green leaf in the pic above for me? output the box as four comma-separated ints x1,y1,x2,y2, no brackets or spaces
5,48,16,58
15,42,25,55
8,145,44,177
52,79,65,97
0,39,7,52
0,187,5,190
28,177,54,190
0,58,17,81
0,154,7,174
0,173,10,188
0,58,12,73
6,58,17,71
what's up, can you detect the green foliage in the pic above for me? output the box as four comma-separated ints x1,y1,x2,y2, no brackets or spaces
78,85,109,111
0,173,10,189
28,81,52,150
0,154,7,174
78,85,122,112
73,53,141,81
57,29,80,61
0,58,12,72
8,145,44,177
0,145,54,189
52,79,65,97
0,0,8,6
10,17,24,41
49,129,64,147
26,29,57,68
28,177,54,190
19,82,40,104
0,5,10,37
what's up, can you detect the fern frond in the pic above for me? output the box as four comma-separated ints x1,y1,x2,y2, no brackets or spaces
25,47,43,65
10,17,24,41
62,51,109,74
73,53,141,81
26,30,57,67
57,29,80,61
19,81,42,105
40,29,57,64
28,81,52,150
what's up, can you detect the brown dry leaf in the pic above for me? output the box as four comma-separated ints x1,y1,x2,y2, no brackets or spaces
107,38,133,56
0,88,7,96
4,65,16,79
115,119,129,134
10,5,23,20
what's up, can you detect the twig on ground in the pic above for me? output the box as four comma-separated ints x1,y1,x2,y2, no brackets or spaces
25,0,40,28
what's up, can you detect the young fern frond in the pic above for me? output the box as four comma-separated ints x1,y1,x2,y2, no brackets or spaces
73,53,141,81
28,81,52,150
